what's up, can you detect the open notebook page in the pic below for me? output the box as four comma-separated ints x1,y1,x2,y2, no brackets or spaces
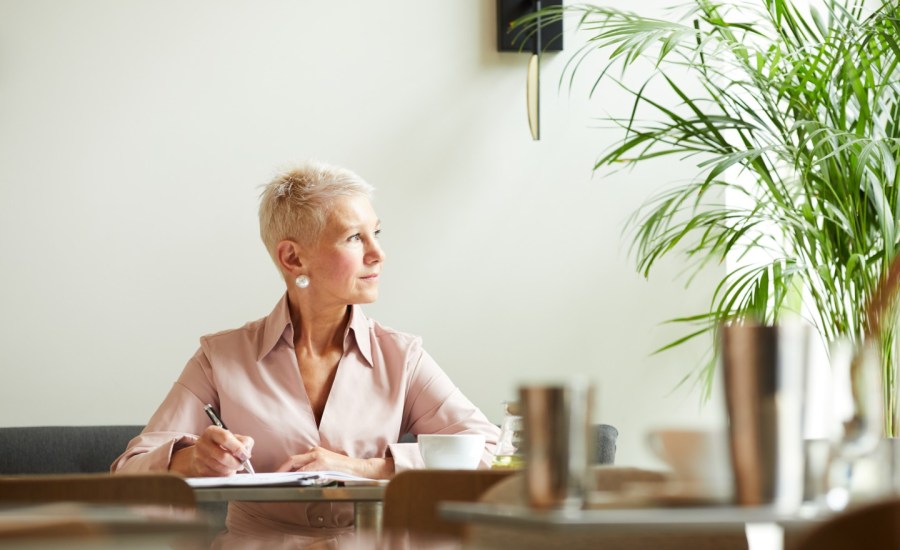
185,471,379,488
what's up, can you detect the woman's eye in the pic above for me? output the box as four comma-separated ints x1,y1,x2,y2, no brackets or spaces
348,233,362,242
374,229,382,239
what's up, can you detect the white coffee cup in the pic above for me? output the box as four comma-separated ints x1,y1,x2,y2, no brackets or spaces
418,434,486,470
646,428,732,497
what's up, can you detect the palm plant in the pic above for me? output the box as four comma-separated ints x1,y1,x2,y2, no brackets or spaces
517,0,900,434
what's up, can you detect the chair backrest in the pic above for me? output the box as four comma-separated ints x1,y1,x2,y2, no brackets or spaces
0,473,197,509
792,498,900,550
0,426,144,474
382,469,514,537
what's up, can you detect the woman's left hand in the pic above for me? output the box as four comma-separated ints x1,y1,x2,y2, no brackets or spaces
276,446,395,480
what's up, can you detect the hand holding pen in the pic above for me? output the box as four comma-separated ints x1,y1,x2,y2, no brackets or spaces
204,404,256,475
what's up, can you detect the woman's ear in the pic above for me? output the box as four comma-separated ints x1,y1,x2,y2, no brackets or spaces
275,240,305,275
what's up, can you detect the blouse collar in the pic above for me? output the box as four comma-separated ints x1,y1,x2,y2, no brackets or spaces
258,293,374,368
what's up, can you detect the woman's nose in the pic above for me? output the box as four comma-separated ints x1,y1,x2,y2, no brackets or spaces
367,240,385,263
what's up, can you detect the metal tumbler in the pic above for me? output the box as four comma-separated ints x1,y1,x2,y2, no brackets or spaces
519,382,593,509
721,323,810,511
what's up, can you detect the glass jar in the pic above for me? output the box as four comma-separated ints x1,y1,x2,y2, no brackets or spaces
491,401,525,469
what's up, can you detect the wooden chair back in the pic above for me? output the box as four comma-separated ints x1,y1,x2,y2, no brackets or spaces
382,469,514,537
0,473,196,509
790,498,900,550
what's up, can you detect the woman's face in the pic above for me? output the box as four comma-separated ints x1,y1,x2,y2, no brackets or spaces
303,194,385,306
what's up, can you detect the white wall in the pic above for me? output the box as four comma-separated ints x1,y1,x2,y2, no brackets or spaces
0,0,726,468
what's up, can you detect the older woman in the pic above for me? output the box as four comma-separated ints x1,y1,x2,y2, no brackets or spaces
112,161,500,540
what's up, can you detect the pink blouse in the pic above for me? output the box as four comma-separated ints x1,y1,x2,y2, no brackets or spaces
111,294,500,536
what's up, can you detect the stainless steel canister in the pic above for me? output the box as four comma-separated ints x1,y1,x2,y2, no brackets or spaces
720,323,810,511
519,382,593,509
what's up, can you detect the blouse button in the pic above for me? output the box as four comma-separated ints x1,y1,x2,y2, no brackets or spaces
317,516,325,523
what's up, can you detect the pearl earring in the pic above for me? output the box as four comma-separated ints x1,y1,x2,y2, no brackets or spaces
295,275,310,289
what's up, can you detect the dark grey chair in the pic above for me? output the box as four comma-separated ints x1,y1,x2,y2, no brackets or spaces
338,429,614,465
0,425,143,474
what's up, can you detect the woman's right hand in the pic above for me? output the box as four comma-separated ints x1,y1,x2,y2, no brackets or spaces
169,426,255,477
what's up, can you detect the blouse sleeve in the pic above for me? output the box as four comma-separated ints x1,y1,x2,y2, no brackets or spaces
388,344,500,472
110,346,218,473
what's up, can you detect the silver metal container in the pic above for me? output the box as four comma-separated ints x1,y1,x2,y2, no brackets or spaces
519,382,592,509
720,323,810,511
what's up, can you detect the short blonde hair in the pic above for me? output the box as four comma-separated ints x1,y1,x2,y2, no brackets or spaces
258,161,374,262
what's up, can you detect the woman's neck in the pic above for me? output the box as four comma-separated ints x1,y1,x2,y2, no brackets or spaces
288,297,350,358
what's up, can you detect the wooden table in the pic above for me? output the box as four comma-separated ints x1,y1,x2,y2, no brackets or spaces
439,501,826,531
439,501,829,549
0,502,210,548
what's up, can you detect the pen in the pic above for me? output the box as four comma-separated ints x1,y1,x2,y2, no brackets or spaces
204,404,256,475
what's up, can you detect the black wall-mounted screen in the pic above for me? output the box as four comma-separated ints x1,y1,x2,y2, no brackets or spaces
497,0,564,53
